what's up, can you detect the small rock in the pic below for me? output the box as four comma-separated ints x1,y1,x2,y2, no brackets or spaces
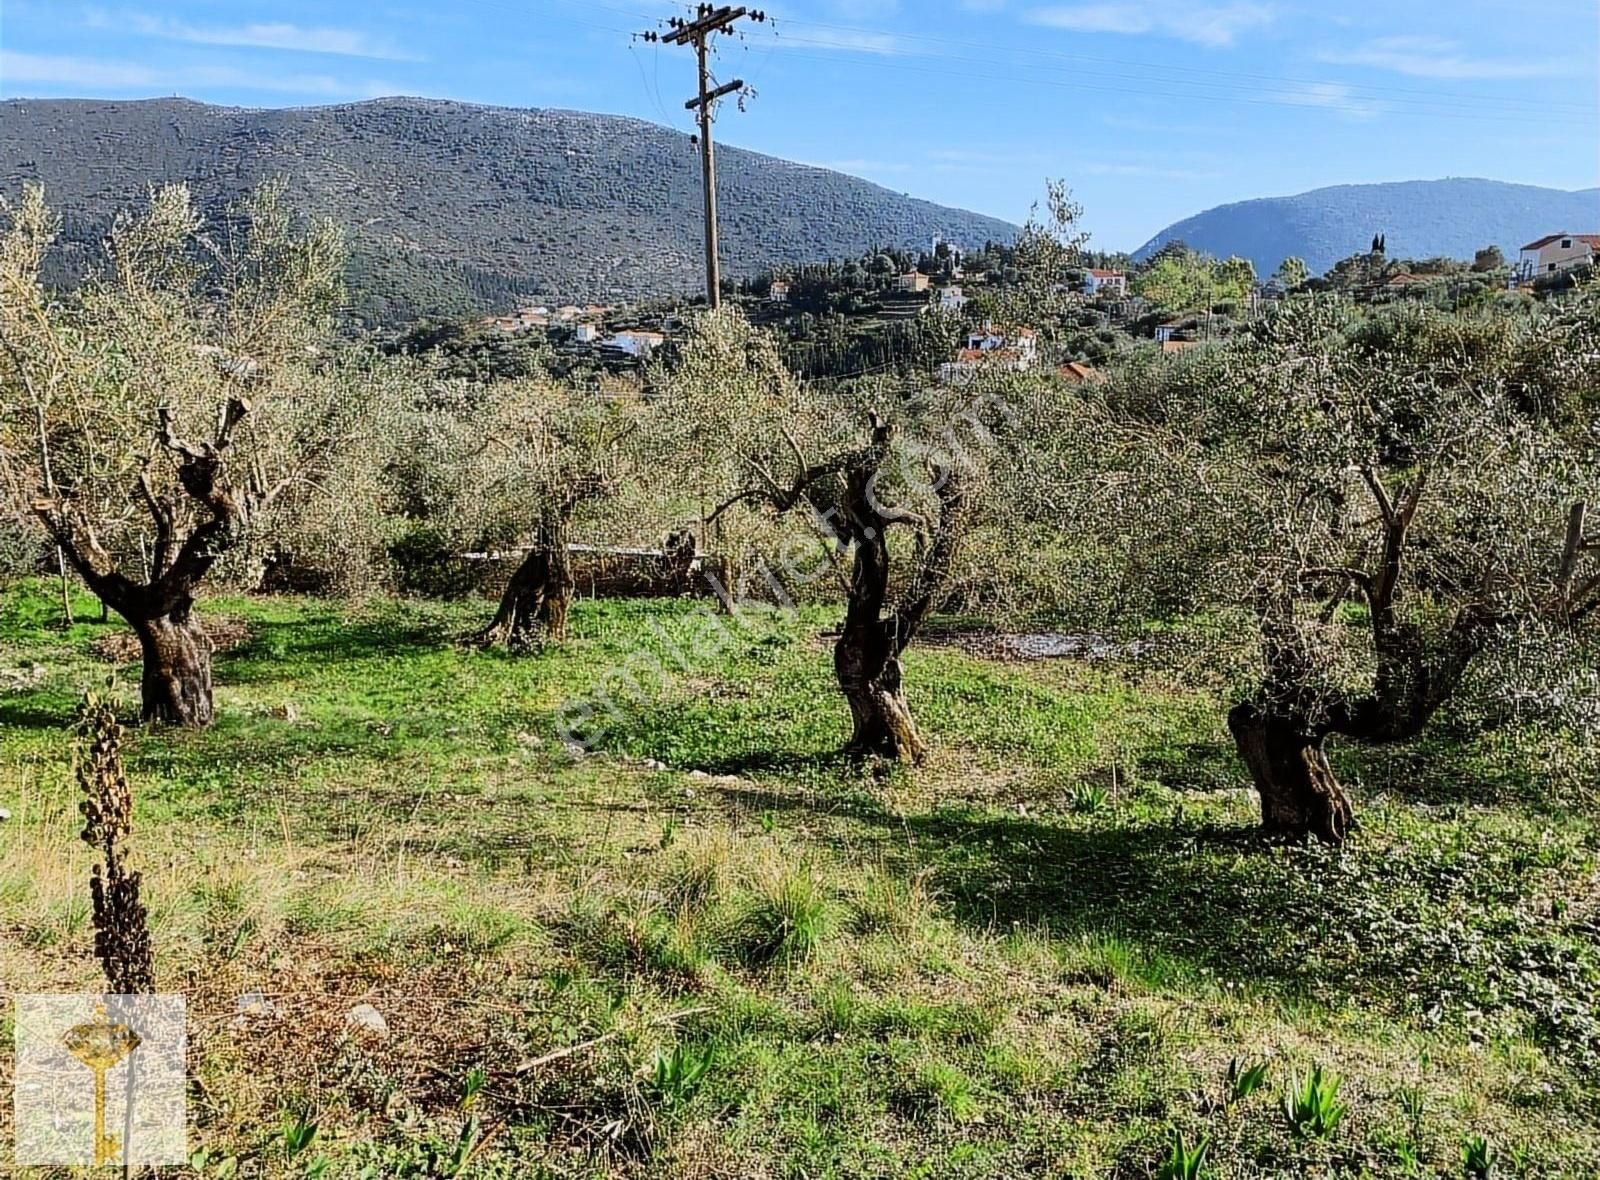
345,1003,389,1039
270,701,299,722
689,770,712,780
229,991,276,1031
0,807,11,822
641,758,668,771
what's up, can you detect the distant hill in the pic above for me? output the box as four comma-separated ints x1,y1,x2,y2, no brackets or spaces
1134,179,1600,276
0,96,1016,324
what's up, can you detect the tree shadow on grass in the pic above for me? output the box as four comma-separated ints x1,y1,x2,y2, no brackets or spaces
219,614,456,686
710,780,1339,1006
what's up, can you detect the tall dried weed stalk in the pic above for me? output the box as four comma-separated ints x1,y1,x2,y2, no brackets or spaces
75,691,155,993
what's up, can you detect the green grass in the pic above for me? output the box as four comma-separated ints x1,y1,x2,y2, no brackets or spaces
2,581,1598,1177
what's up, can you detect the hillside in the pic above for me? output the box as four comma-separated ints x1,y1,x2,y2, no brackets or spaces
0,96,1015,324
1134,178,1600,275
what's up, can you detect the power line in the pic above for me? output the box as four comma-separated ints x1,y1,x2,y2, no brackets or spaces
643,5,770,308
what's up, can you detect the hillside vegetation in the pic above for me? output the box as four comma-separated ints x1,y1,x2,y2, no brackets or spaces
1136,178,1600,276
0,96,1014,325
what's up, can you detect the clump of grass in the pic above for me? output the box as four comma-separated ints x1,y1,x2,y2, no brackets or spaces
894,1059,984,1123
853,865,936,938
728,864,832,968
812,979,859,1037
661,832,734,912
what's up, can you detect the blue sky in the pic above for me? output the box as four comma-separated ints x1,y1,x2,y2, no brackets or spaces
2,0,1597,250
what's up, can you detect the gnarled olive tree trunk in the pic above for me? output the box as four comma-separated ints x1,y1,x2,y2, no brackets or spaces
132,605,215,727
35,399,255,729
476,515,574,648
1226,702,1352,843
830,413,964,763
1231,470,1502,842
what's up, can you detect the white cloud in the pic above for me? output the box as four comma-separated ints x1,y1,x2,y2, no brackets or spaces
1025,2,1275,47
1285,81,1384,120
91,11,419,61
0,49,399,99
1318,35,1576,80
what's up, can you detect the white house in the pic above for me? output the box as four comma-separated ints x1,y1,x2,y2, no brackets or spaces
966,323,1037,366
897,271,931,293
1082,268,1127,297
573,323,601,343
605,329,666,358
937,285,966,312
1518,233,1599,281
768,280,790,303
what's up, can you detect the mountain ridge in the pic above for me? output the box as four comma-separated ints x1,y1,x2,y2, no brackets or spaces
1134,178,1600,275
0,95,1017,323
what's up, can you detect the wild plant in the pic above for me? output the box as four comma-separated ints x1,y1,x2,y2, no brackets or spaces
650,1041,716,1106
1157,1128,1211,1180
1283,1064,1348,1139
1462,1135,1495,1179
1225,1056,1269,1107
75,690,155,993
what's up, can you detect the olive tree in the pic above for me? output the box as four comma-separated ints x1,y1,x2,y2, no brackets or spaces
662,310,998,761
391,376,645,649
0,183,365,726
1141,299,1600,840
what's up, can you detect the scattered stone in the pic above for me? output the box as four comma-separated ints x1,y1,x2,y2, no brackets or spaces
515,731,542,747
0,807,11,822
641,758,668,771
270,701,299,722
229,991,277,1031
345,1003,389,1039
689,770,712,780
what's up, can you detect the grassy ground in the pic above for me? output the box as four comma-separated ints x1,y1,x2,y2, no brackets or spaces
2,581,1597,1178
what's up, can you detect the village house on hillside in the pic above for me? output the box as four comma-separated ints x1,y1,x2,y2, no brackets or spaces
1058,361,1103,385
937,322,1039,384
1082,268,1127,297
604,329,666,358
1518,233,1600,282
937,285,967,312
897,271,931,293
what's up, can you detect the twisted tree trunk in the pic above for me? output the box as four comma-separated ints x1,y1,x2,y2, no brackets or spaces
836,634,925,761
1227,702,1352,844
131,606,214,727
34,397,257,730
477,516,574,648
828,414,963,764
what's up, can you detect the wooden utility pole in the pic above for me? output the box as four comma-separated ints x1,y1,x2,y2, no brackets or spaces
643,5,765,309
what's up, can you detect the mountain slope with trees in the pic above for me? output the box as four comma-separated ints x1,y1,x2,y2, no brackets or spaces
0,96,1016,323
1135,178,1600,276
